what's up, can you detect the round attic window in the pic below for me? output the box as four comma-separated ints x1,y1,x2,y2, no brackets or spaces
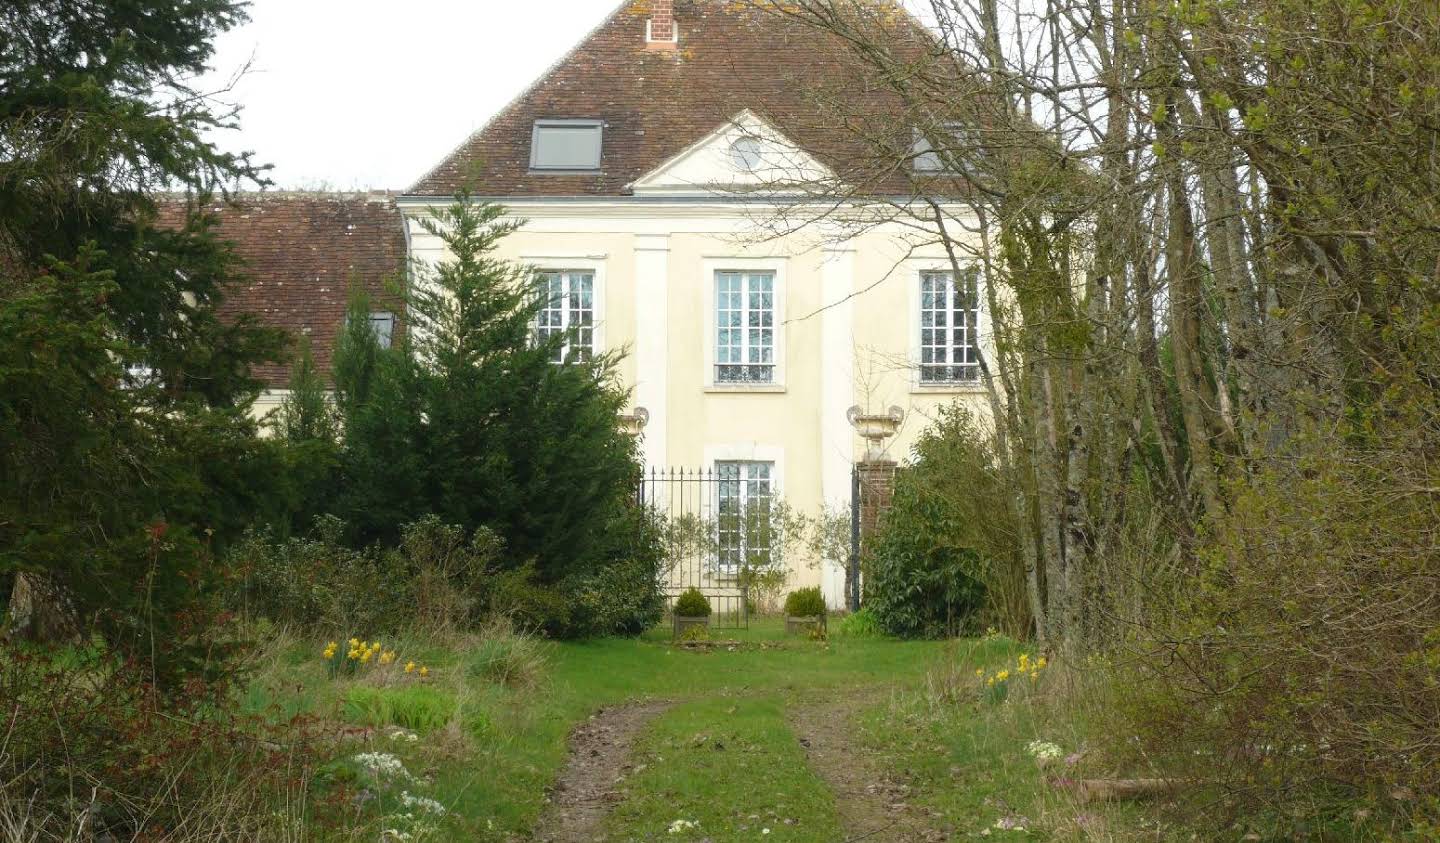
729,136,764,172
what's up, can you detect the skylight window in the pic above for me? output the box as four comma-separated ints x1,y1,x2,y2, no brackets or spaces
530,119,603,171
913,123,980,174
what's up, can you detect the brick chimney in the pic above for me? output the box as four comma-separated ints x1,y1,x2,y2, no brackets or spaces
646,0,678,50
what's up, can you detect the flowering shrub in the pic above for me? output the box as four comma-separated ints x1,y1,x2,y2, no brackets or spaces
975,652,1047,702
1026,740,1064,762
352,752,418,785
323,637,427,681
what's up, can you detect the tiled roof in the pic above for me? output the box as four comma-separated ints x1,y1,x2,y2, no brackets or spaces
409,0,921,197
166,193,407,388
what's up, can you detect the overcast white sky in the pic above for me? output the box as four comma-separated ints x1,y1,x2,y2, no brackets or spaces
196,1,620,192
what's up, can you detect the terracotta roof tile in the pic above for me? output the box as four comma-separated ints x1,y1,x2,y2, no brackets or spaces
165,193,407,388
409,0,920,197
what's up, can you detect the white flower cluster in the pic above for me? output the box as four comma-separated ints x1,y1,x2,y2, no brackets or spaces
401,791,447,816
388,728,420,743
1025,739,1064,761
352,751,418,784
667,818,700,834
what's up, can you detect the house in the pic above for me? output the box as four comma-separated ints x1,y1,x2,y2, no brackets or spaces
399,0,989,608
185,193,408,415
215,1,989,610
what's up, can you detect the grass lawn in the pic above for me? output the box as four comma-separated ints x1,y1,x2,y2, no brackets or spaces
245,621,1167,841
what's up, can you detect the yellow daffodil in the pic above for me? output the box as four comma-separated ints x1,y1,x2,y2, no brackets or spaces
996,670,1010,682
348,649,361,660
1036,657,1047,670
975,668,984,677
405,661,416,674
349,638,360,648
360,650,373,663
418,666,429,678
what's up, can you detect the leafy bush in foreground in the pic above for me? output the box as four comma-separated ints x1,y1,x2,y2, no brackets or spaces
232,511,663,639
0,642,315,840
834,608,885,638
863,409,994,638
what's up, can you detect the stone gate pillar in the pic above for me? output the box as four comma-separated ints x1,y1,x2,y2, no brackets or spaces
847,406,904,611
857,458,898,544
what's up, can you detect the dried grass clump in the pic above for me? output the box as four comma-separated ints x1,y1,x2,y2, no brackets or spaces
0,644,317,842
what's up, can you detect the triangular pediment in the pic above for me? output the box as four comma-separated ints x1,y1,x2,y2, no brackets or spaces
628,110,836,197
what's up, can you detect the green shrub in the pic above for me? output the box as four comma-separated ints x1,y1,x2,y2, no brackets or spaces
343,685,456,734
864,407,997,638
783,587,827,618
1115,424,1440,834
229,515,502,634
673,588,711,617
835,608,884,638
558,505,666,636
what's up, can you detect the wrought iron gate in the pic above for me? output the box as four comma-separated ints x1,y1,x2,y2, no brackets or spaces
638,467,771,629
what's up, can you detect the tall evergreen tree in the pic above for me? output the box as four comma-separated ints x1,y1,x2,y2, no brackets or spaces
333,199,641,609
0,1,289,677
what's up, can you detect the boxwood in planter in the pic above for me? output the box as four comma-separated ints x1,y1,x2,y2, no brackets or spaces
672,587,712,638
783,587,827,636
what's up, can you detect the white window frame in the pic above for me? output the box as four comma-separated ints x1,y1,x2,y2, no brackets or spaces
529,119,604,172
702,257,787,391
908,258,986,392
524,255,607,363
714,460,774,578
369,311,396,350
704,443,785,579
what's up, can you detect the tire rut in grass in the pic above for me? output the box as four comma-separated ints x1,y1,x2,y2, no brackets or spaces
789,691,950,842
532,700,673,842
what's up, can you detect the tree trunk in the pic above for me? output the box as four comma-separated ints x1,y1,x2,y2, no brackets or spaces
5,573,79,644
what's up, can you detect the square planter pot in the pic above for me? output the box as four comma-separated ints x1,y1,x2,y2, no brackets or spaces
786,615,827,636
673,614,711,639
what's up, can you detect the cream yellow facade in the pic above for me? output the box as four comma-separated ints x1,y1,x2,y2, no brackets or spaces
398,187,992,607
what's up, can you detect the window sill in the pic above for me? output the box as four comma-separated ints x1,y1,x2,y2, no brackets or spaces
704,385,787,394
911,382,985,395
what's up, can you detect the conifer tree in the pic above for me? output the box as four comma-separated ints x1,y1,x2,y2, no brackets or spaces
332,198,649,631
0,0,289,675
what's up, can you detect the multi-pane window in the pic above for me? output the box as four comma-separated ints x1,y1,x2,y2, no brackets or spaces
715,271,775,384
369,311,395,350
715,461,774,576
919,268,980,384
536,270,595,363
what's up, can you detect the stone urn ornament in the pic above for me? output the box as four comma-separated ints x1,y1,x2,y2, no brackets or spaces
847,405,904,460
618,406,650,437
